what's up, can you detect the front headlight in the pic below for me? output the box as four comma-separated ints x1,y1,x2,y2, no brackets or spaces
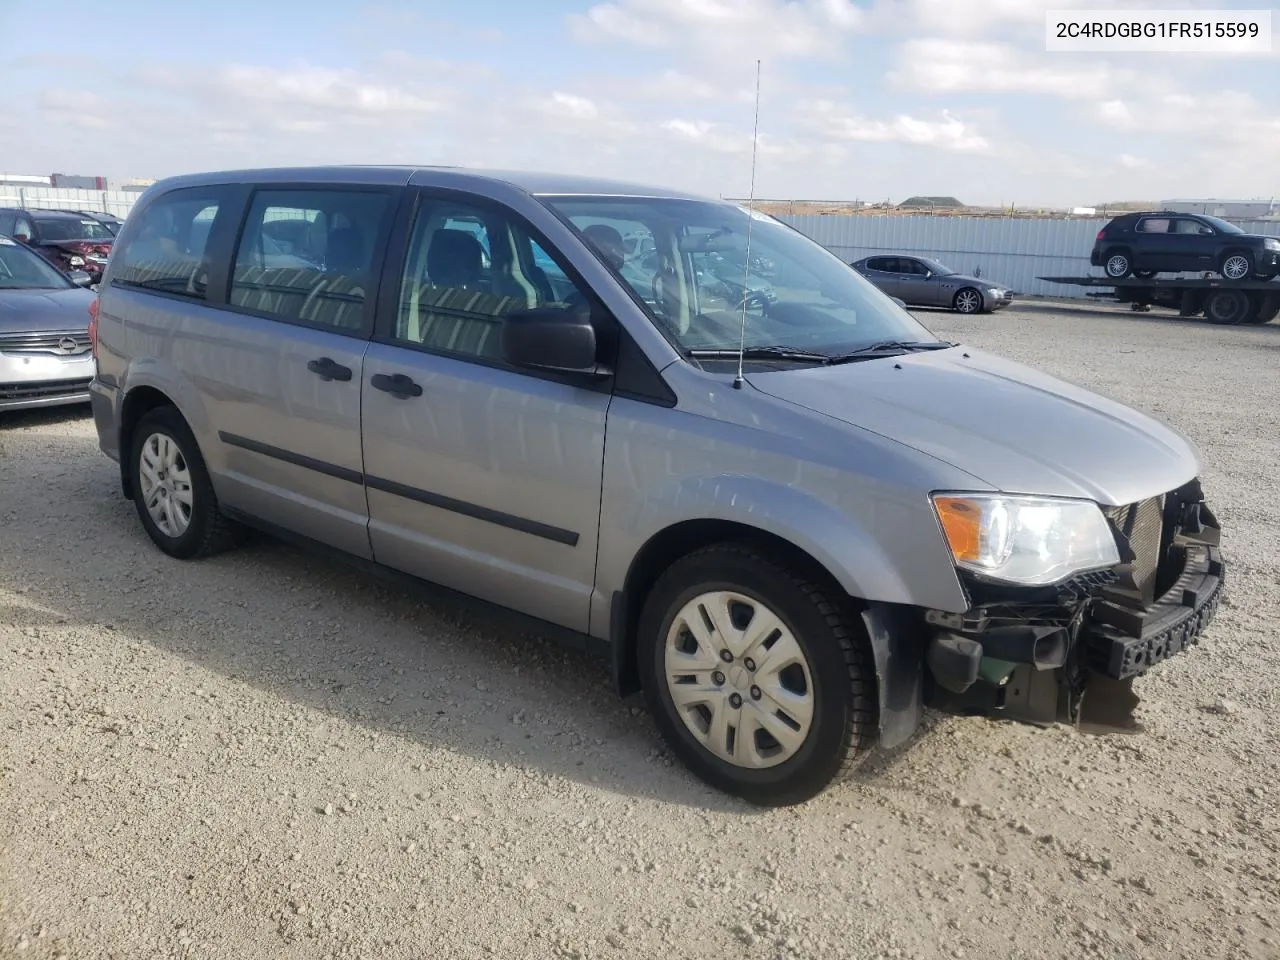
1264,238,1280,251
69,255,86,266
931,493,1119,586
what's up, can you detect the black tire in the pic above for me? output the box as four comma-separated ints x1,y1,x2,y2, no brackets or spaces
1203,289,1250,325
1133,269,1157,279
637,541,877,806
1219,250,1255,282
129,406,243,559
952,287,982,314
1243,292,1280,325
1104,250,1132,279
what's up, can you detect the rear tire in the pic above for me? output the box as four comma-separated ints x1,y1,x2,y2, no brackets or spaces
1243,292,1279,325
1104,250,1132,279
1203,289,1250,325
638,542,878,807
129,407,243,559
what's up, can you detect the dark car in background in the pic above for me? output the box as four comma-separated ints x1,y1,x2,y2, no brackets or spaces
0,235,97,412
0,208,115,283
1091,211,1280,282
850,255,1013,314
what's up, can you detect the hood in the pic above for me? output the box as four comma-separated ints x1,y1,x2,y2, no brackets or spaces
747,346,1199,506
0,287,97,333
46,238,113,255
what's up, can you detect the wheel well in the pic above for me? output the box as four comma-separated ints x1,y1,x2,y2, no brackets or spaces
118,386,178,499
612,519,855,697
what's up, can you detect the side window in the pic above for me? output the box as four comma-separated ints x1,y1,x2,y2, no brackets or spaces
865,257,889,272
394,198,592,361
899,259,925,275
1137,218,1170,234
1174,218,1210,236
113,190,227,298
230,189,390,332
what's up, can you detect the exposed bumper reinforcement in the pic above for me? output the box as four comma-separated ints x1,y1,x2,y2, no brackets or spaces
1083,545,1224,680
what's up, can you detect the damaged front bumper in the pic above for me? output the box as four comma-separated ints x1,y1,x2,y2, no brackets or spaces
915,478,1224,728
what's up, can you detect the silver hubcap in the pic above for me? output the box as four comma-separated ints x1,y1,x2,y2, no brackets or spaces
1107,255,1129,276
955,291,979,313
664,591,814,769
1223,255,1250,280
138,432,194,538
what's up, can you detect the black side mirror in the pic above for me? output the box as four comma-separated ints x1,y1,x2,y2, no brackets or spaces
68,270,93,287
501,304,609,378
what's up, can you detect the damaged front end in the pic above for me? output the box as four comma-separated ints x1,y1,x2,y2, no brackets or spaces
920,478,1224,727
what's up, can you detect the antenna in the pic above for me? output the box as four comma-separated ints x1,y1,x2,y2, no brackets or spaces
733,59,762,390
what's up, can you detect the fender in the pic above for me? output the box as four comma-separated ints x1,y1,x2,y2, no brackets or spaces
116,358,219,495
599,473,968,616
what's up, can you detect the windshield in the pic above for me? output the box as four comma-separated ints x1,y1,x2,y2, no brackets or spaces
541,196,936,360
1200,215,1244,235
918,257,956,276
0,237,73,289
32,217,115,242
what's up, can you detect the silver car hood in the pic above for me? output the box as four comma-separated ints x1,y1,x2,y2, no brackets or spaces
0,287,96,333
747,346,1199,506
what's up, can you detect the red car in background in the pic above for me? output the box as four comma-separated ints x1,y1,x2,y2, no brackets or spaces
0,208,114,284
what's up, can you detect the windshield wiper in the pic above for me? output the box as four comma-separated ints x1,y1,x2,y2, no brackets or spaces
687,345,830,363
824,340,954,364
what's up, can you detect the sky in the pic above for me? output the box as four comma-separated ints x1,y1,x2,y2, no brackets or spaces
1,0,1277,206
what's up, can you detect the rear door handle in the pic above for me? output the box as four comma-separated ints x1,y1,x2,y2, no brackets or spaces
370,372,423,399
306,357,353,382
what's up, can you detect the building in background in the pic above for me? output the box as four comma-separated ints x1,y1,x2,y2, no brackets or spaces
1160,198,1278,219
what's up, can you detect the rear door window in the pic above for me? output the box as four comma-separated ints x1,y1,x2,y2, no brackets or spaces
229,189,392,334
1137,218,1170,234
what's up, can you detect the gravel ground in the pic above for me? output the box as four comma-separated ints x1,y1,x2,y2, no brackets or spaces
2,301,1278,960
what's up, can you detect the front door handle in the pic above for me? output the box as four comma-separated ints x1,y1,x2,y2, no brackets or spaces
370,372,423,399
306,357,353,382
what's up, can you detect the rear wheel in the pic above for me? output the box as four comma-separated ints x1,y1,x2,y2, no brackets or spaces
1243,292,1280,325
952,288,982,314
1203,289,1250,325
1220,251,1254,282
638,543,877,806
129,407,243,559
1104,250,1132,278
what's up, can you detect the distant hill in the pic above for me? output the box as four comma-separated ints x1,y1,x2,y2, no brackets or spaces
898,196,964,209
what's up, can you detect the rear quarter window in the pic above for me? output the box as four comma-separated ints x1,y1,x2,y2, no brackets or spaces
112,188,233,298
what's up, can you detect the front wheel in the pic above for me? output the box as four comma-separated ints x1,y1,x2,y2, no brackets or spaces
129,406,243,559
638,543,877,806
952,288,982,314
1220,251,1255,282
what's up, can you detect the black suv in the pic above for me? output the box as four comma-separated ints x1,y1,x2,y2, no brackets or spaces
1090,211,1280,282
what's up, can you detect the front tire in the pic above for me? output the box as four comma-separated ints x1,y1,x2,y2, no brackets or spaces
1220,251,1254,282
129,407,243,559
638,542,877,806
952,288,982,314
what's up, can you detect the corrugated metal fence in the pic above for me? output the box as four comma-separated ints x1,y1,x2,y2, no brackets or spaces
777,214,1280,298
0,185,140,219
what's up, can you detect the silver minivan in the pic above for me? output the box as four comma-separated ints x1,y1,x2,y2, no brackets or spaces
88,167,1224,806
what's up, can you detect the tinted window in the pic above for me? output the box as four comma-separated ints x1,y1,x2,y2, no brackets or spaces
113,189,228,298
864,257,890,272
1174,219,1210,236
32,217,114,242
898,259,926,276
393,197,591,361
230,189,390,332
1199,215,1244,235
1137,218,1170,234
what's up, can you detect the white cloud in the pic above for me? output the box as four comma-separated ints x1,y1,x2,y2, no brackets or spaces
866,0,1195,38
570,0,865,59
799,100,990,152
542,92,600,121
1118,153,1151,169
891,39,1121,100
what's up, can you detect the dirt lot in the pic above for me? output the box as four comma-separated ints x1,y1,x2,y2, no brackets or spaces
2,301,1278,960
